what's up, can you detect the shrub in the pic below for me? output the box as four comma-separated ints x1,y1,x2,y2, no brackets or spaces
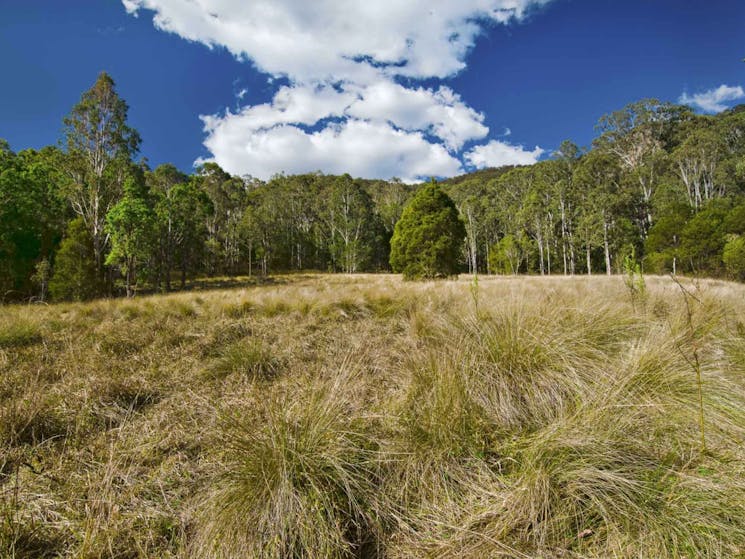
49,218,99,301
723,234,745,280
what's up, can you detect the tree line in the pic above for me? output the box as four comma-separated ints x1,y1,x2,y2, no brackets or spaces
2,72,745,301
441,100,745,279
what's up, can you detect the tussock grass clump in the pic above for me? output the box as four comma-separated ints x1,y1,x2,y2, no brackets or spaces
221,299,253,318
0,317,42,349
381,346,493,517
256,296,292,317
0,388,67,448
193,371,380,558
0,500,68,559
363,293,412,319
90,376,162,429
168,299,198,318
199,322,253,357
0,401,66,449
205,338,280,381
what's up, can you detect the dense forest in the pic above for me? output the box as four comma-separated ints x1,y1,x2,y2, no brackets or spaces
3,72,745,301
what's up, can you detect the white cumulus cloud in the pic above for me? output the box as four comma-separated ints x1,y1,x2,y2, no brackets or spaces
199,118,462,183
122,0,551,83
347,82,488,151
679,84,745,113
465,140,544,168
123,0,550,179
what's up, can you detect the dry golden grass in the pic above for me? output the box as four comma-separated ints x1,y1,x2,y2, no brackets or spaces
1,273,745,557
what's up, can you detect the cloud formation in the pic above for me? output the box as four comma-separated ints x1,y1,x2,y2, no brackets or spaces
466,140,544,168
200,118,462,182
123,0,550,179
679,84,745,113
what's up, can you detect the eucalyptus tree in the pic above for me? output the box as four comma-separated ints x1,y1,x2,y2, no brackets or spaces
195,162,248,275
320,174,379,273
283,173,322,270
573,150,624,275
367,178,413,235
0,144,67,297
62,72,141,281
595,99,690,234
494,167,536,273
147,163,189,290
532,159,574,274
673,123,726,209
105,176,156,297
446,177,494,275
552,141,583,274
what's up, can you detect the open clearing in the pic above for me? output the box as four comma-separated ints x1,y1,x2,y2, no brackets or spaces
2,274,745,558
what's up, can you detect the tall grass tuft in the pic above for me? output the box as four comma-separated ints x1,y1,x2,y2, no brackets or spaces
205,338,280,381
193,371,381,558
0,317,42,349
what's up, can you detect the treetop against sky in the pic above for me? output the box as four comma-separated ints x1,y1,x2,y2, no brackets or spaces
1,0,744,180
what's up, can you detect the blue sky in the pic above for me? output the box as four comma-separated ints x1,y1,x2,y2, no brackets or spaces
1,0,743,181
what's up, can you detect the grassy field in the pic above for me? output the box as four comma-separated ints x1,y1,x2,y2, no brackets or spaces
2,273,745,558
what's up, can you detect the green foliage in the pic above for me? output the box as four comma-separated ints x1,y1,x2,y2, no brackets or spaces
105,177,156,296
723,234,745,280
6,77,745,301
644,206,690,273
723,203,745,235
489,234,523,274
194,162,246,275
390,180,465,279
63,72,140,161
623,247,647,308
679,202,728,274
49,217,99,301
0,146,66,298
62,72,141,280
31,257,51,302
323,175,381,273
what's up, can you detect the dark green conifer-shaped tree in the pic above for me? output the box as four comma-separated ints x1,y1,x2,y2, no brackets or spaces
390,179,465,279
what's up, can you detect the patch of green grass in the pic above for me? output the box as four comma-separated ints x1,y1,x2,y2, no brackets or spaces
0,318,42,349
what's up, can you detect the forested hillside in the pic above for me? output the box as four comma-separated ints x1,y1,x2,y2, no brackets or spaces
3,72,745,301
